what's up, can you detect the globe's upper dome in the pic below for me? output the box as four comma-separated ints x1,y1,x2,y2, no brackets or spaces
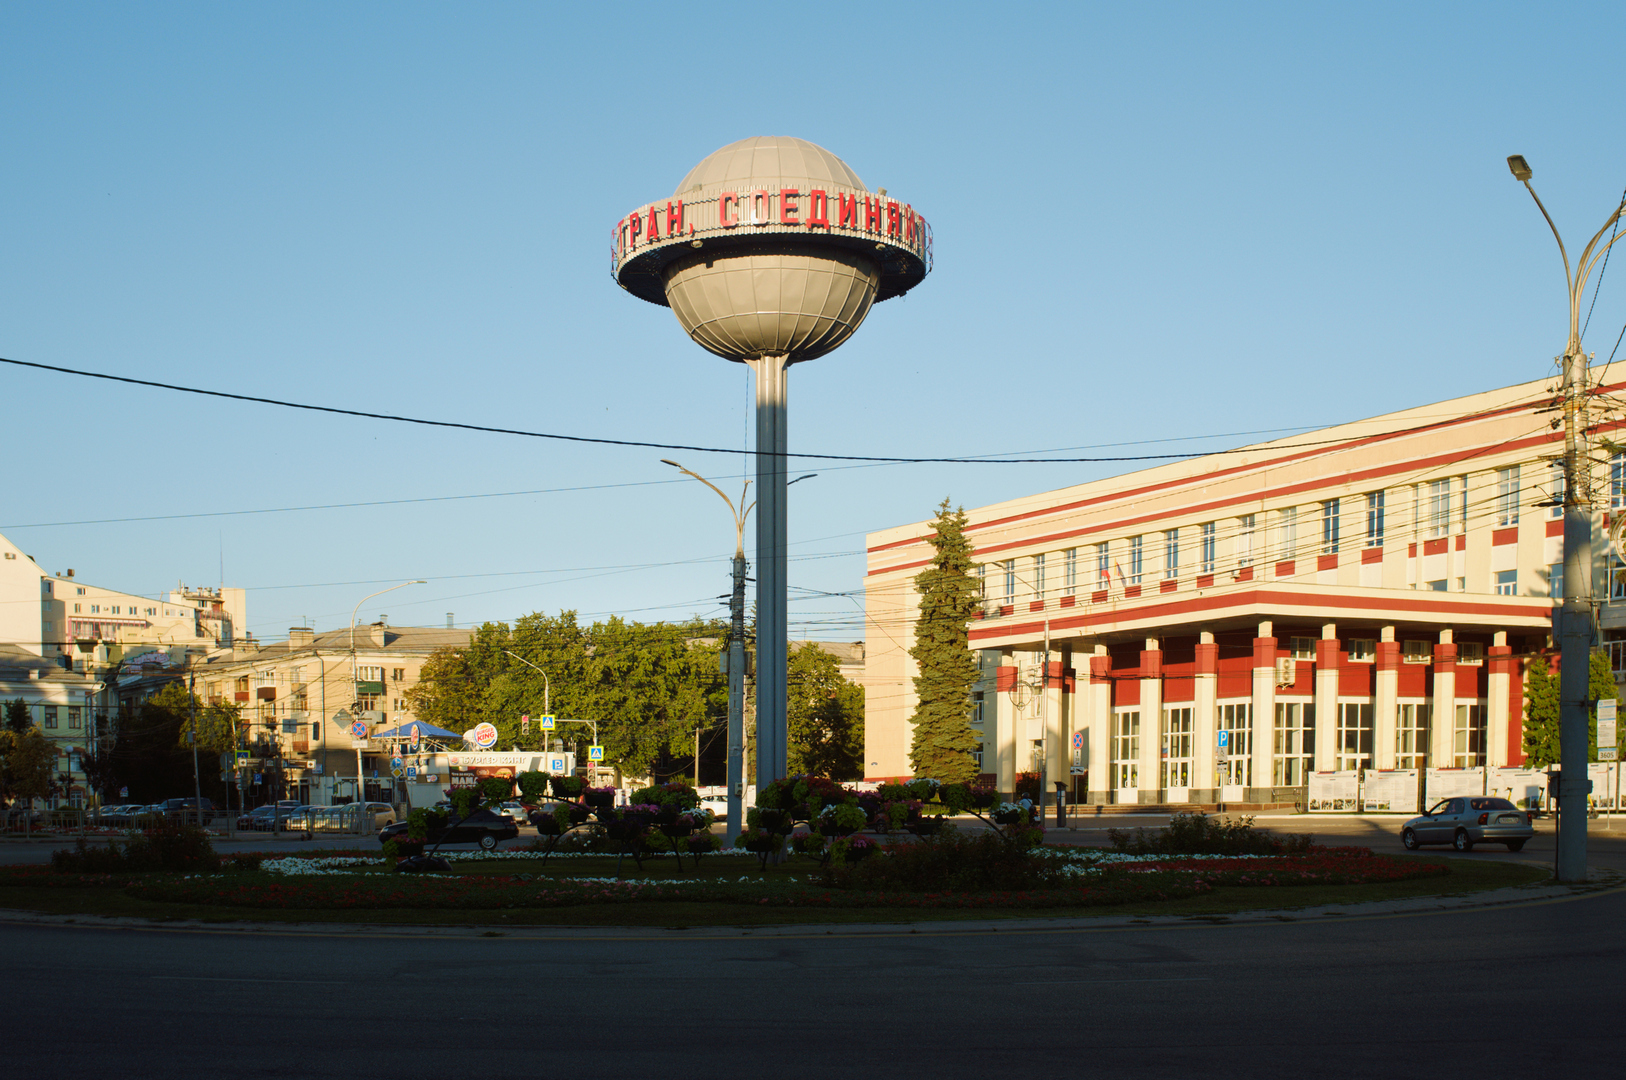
674,136,866,196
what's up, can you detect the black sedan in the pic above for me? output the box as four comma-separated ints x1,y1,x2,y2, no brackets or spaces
379,808,518,852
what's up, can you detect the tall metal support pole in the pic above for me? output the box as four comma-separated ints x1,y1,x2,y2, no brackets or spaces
751,353,790,795
727,552,747,844
1557,340,1593,883
1509,154,1626,881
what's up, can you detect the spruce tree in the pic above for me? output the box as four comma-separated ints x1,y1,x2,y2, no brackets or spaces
1523,649,1619,766
907,499,983,783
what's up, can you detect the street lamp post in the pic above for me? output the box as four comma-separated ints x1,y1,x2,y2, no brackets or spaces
350,581,425,832
663,460,753,844
1507,154,1626,882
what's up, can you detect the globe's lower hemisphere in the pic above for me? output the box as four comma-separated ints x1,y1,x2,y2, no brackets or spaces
662,248,880,363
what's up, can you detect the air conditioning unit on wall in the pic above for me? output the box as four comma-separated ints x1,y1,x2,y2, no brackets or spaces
1274,656,1297,687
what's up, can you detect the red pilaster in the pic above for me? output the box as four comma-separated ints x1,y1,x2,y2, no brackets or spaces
1195,642,1219,676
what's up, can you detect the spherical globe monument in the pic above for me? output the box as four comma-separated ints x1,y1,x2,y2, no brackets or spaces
612,136,932,798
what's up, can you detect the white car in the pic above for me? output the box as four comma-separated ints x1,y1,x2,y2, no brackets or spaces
699,797,729,821
495,801,530,826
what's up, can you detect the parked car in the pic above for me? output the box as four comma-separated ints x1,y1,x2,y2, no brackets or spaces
700,797,729,821
378,808,518,851
162,797,215,822
362,802,398,828
495,801,533,826
237,806,279,831
1402,797,1534,852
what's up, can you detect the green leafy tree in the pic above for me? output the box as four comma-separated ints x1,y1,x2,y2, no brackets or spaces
4,699,30,734
907,499,983,783
1522,649,1616,767
787,644,864,780
0,725,58,805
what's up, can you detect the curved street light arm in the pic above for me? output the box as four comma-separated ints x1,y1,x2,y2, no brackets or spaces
661,459,752,557
1574,206,1626,328
1523,180,1574,302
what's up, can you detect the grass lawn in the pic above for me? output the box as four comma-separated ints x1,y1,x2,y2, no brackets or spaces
0,853,1551,928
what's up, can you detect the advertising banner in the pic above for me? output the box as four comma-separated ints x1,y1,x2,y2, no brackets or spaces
1588,762,1619,810
1308,770,1359,811
1361,770,1418,813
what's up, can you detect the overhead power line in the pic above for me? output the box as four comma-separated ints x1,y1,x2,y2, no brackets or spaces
0,355,1551,466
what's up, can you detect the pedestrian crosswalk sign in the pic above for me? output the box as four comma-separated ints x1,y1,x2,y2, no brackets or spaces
588,745,605,761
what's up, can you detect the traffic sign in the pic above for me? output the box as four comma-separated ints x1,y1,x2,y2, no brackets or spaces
1218,730,1229,748
253,772,262,784
1071,731,1084,751
541,714,556,731
406,766,418,779
119,786,129,798
390,756,404,770
235,751,249,765
588,745,605,762
351,720,368,740
391,767,404,778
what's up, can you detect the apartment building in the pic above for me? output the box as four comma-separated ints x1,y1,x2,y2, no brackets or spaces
863,370,1619,805
187,623,470,805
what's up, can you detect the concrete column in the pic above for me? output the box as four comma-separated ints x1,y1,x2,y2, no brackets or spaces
1193,631,1218,802
1087,648,1111,804
1314,623,1340,771
995,656,1017,793
1432,630,1458,769
1139,638,1162,804
1373,626,1399,770
1487,631,1511,769
1250,621,1277,801
1043,647,1067,792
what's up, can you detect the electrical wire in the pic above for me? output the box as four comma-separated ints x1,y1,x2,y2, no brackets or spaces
0,355,1554,466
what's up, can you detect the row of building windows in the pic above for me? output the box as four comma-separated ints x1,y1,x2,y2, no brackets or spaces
976,463,1584,605
1108,700,1485,788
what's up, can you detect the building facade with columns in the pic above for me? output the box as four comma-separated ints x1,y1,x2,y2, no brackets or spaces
863,370,1620,803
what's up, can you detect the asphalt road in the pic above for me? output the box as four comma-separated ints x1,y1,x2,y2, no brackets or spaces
4,878,1621,1079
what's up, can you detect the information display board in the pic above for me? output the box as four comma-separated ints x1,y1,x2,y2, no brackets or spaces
1308,770,1359,811
1361,770,1418,813
1424,767,1485,802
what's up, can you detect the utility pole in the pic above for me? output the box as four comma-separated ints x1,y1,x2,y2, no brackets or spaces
727,548,747,844
1508,155,1626,882
188,673,202,829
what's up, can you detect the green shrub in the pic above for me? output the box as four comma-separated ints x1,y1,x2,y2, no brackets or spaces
449,788,483,818
407,807,448,840
517,771,551,802
822,830,1053,892
1107,812,1312,856
228,853,264,872
477,776,512,803
51,820,220,873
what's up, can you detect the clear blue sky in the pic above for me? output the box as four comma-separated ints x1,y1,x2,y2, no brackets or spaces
3,2,1624,643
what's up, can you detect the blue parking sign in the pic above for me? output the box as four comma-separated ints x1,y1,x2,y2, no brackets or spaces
1218,730,1229,747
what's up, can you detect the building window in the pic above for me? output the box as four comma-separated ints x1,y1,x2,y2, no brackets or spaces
310,722,321,741
1425,479,1451,538
977,564,987,600
1127,536,1143,585
1111,710,1140,789
392,698,408,713
1396,703,1430,769
1034,552,1046,600
1454,703,1485,767
1458,476,1468,533
1346,638,1375,662
1277,507,1297,559
1550,561,1563,599
1161,707,1193,789
1218,702,1252,787
1273,702,1315,786
1496,466,1520,526
1288,636,1316,660
1335,702,1373,771
1321,499,1340,555
1458,642,1484,665
392,668,405,682
67,707,81,730
1402,640,1431,663
1064,548,1077,595
1163,530,1179,579
1496,569,1517,596
357,665,384,683
1237,514,1255,566
1426,579,1448,592
1613,453,1626,511
89,605,99,614
1002,560,1015,604
43,706,57,729
76,587,85,595
1095,543,1109,587
1365,491,1385,547
73,604,80,613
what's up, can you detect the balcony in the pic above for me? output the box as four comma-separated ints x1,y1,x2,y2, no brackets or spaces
356,680,385,695
256,686,276,701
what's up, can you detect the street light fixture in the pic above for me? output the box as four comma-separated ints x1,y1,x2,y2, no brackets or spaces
1507,155,1626,882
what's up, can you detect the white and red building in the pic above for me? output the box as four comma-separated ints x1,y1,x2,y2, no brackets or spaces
863,369,1624,806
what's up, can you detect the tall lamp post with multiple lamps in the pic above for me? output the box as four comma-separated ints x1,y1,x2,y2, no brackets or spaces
349,580,425,828
1506,154,1626,883
663,460,814,843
